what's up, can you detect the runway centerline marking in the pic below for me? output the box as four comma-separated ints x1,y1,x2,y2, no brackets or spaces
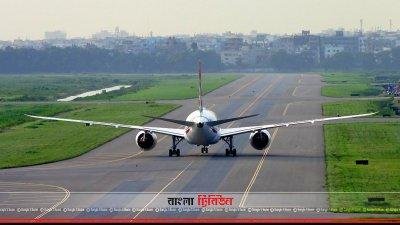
239,100,291,207
238,127,279,207
228,75,262,98
282,102,292,116
291,86,299,96
298,74,303,84
239,77,306,206
227,76,283,128
131,161,193,221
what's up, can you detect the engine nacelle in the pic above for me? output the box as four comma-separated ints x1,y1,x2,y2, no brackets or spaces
249,130,271,150
135,131,157,151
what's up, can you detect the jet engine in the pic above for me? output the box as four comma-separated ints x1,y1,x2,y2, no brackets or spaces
249,130,271,150
135,131,157,151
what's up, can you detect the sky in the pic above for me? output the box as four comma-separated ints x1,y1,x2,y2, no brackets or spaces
1,0,400,40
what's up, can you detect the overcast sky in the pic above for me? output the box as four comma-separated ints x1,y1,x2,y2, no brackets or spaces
1,0,400,40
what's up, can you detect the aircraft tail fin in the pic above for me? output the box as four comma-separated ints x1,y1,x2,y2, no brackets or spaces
198,60,203,113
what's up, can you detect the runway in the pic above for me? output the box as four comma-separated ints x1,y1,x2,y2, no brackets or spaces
0,73,352,220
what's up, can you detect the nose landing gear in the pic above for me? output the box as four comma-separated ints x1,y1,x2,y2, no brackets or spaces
201,146,209,154
169,148,180,157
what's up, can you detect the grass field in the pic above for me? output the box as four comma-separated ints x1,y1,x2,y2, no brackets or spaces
114,74,239,101
0,103,79,129
322,99,395,117
324,122,400,213
321,73,382,98
321,84,382,97
0,73,239,102
0,74,154,101
322,72,374,84
0,102,178,169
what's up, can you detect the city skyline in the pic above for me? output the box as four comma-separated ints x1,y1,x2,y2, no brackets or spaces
1,0,400,40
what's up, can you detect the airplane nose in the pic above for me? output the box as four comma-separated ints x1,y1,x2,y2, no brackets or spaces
197,122,204,128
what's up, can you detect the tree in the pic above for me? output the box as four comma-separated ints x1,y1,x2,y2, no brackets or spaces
322,52,356,71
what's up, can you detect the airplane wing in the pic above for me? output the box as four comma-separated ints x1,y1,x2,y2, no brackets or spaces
26,114,186,137
220,112,376,137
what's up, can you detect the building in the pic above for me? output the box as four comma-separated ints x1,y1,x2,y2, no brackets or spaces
92,30,114,39
321,30,361,57
220,50,243,65
240,44,269,66
221,37,244,51
155,37,187,53
220,38,269,67
293,30,321,63
188,34,220,51
219,37,243,65
0,41,12,49
114,27,130,38
44,31,67,40
271,36,295,54
92,27,130,40
324,44,345,58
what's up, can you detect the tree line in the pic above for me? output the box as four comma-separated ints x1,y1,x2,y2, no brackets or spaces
0,45,223,74
1,45,400,73
269,47,400,72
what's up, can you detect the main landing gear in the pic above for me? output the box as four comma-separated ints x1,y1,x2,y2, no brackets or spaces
169,136,183,157
201,146,209,154
222,136,237,157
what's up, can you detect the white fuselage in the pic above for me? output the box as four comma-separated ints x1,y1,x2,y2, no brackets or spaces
184,108,220,146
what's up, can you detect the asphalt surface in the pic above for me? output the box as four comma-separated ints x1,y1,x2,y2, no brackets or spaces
0,73,378,221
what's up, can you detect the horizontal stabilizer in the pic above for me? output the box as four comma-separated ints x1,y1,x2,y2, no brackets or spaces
143,115,194,126
206,114,258,126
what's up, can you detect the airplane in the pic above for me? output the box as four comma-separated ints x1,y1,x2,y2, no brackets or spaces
27,62,376,157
